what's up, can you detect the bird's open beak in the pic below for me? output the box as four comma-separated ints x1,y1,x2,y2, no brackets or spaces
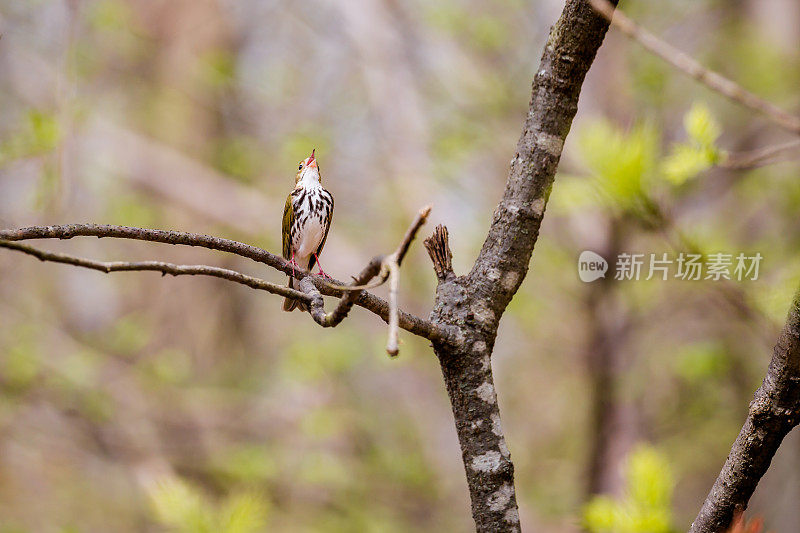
307,149,317,169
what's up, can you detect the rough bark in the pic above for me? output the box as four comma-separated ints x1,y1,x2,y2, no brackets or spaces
691,290,800,533
468,0,618,317
423,2,618,530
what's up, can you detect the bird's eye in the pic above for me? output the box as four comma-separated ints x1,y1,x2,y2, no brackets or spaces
298,163,303,170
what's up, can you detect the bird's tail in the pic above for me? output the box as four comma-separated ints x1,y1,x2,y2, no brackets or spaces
282,258,309,312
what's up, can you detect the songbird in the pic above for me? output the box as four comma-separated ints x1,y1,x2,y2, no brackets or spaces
282,149,334,312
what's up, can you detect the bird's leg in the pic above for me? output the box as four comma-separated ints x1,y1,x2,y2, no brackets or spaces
313,253,332,279
289,252,298,279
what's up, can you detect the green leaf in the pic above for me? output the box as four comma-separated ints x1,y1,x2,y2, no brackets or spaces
583,446,674,533
576,120,659,213
684,103,721,149
627,446,673,509
662,144,712,185
626,508,673,533
106,193,160,227
583,496,619,532
150,478,269,532
149,478,214,533
219,493,268,533
661,103,723,186
470,15,509,51
146,348,192,385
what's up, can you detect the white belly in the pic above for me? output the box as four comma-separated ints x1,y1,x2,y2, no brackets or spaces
288,184,333,269
294,216,325,259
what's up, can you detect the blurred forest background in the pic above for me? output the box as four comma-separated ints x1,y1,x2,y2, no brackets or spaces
1,0,800,531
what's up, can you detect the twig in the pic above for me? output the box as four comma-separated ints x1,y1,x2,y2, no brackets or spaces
720,139,800,170
0,220,450,344
385,260,400,356
0,241,311,302
393,206,432,267
322,258,384,325
322,204,432,291
0,223,291,271
653,204,779,346
690,287,800,533
298,205,432,356
381,205,432,356
589,0,800,136
302,257,383,328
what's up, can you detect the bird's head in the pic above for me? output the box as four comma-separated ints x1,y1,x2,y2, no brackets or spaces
295,148,320,186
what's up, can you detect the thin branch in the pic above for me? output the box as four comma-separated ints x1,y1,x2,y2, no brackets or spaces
299,276,329,326
0,224,291,272
0,220,450,344
378,205,432,355
654,205,779,346
589,0,800,136
319,258,384,325
720,139,800,170
393,206,432,267
690,287,800,533
297,205,432,356
322,204,432,291
0,241,311,302
298,258,383,328
385,260,400,356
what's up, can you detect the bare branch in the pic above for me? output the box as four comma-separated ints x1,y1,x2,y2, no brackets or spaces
0,221,451,344
0,224,290,272
297,205,433,356
323,204,431,291
589,0,800,136
720,139,800,170
394,205,432,267
0,241,311,302
319,258,384,324
299,276,328,326
691,287,800,533
353,285,451,345
385,261,400,356
296,258,384,328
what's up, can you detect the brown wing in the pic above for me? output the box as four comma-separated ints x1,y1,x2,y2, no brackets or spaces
281,193,294,260
308,190,333,273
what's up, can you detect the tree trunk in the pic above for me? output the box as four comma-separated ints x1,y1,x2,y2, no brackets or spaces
423,2,619,529
691,291,800,532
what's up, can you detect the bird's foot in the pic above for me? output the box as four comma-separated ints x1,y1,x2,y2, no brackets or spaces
313,253,332,280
